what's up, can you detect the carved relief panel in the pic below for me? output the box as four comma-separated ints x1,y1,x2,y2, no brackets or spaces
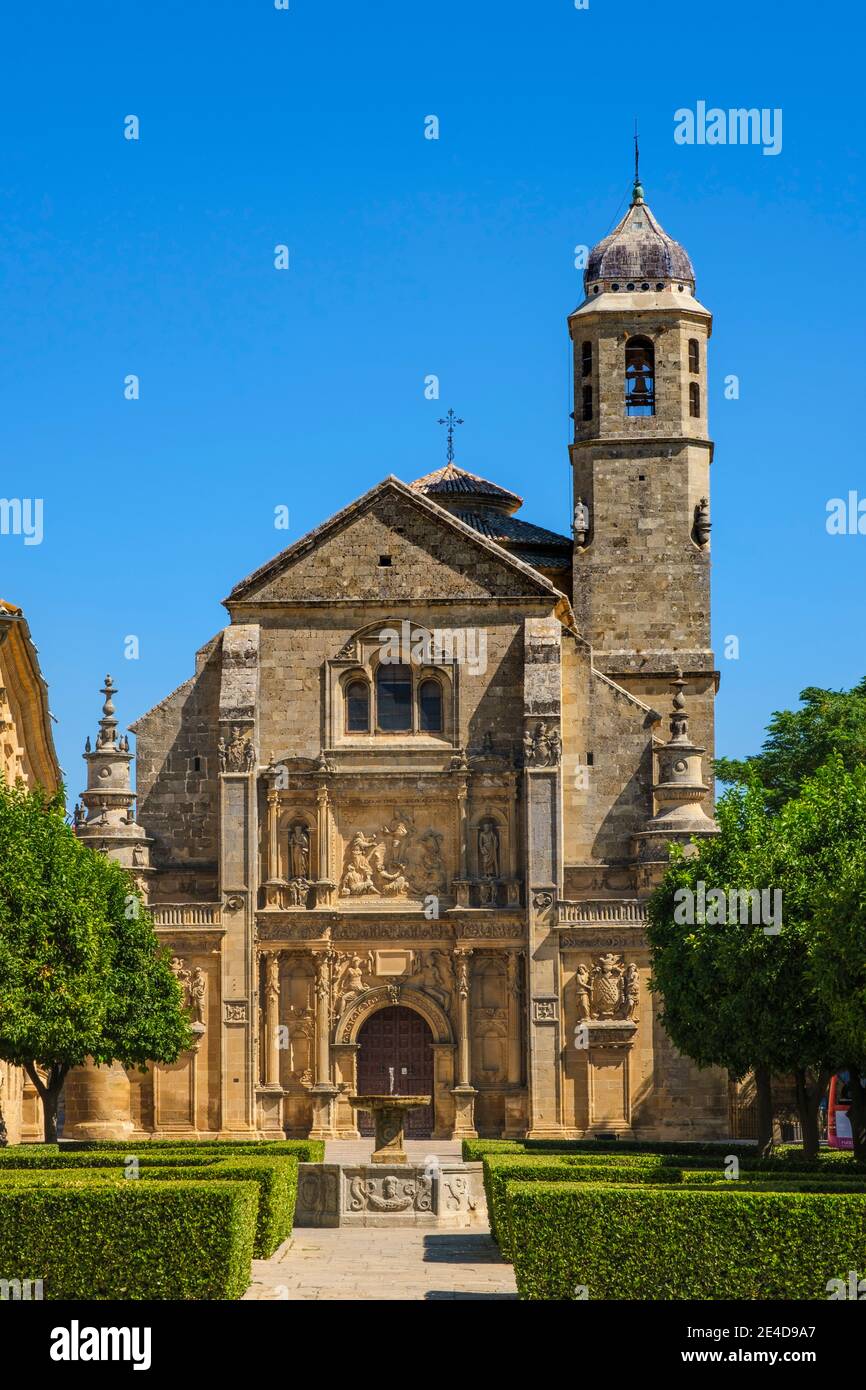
335,805,453,905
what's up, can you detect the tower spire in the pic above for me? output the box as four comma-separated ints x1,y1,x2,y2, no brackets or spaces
632,120,644,206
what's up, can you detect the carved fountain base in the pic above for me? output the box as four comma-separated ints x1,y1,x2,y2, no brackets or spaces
294,1161,486,1228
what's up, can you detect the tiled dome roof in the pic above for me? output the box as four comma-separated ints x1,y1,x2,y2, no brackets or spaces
585,186,695,293
409,462,523,516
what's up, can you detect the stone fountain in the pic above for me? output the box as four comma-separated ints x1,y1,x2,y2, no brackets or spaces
293,1091,486,1228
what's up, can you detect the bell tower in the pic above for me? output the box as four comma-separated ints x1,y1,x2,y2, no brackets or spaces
568,172,717,755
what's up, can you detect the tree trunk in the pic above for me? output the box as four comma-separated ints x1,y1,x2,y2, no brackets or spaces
794,1066,830,1161
846,1068,866,1162
754,1063,774,1156
24,1061,69,1144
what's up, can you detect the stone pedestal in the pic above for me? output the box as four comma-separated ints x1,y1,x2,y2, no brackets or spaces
582,1018,638,1135
256,1084,284,1133
309,1083,338,1139
450,1084,478,1139
348,1095,432,1164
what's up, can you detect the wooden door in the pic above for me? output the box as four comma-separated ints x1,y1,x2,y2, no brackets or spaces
356,1005,434,1137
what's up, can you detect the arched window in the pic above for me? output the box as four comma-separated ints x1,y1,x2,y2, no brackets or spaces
345,679,370,733
688,338,700,374
581,341,592,377
419,678,443,732
689,382,701,418
625,336,655,416
582,384,593,421
376,664,412,731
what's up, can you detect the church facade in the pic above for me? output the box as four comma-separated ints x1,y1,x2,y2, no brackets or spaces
68,178,729,1143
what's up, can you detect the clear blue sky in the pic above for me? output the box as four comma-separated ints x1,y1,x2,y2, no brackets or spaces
1,0,863,801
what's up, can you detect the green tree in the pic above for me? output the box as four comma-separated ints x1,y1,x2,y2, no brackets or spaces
0,781,192,1141
779,760,866,1159
715,678,866,811
647,782,835,1156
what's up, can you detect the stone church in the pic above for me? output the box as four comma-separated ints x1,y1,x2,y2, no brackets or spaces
67,176,728,1143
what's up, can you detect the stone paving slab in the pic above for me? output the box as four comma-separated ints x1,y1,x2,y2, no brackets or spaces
244,1226,518,1301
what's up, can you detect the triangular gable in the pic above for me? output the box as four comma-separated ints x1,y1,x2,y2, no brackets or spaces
224,476,561,607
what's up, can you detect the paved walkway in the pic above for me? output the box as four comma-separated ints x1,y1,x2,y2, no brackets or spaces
245,1141,516,1300
244,1227,517,1301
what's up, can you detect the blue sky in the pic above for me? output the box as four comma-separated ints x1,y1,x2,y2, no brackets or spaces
1,0,863,799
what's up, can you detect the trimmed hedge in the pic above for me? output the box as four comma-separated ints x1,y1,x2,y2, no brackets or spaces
65,1138,325,1163
0,1179,258,1299
483,1155,682,1259
463,1137,755,1162
0,1152,298,1258
0,1150,225,1170
142,1157,297,1257
507,1180,866,1300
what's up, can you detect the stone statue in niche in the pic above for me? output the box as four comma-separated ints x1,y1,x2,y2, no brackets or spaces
189,966,207,1025
477,819,500,879
574,963,592,1022
573,497,590,546
622,962,640,1022
288,822,310,880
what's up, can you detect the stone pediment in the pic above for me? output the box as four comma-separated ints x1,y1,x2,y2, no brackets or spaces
224,478,560,608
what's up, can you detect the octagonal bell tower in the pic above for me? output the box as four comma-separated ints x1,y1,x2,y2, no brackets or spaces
569,173,717,766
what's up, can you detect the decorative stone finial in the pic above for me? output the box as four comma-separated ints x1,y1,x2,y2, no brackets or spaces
669,668,689,742
693,497,711,546
96,675,118,749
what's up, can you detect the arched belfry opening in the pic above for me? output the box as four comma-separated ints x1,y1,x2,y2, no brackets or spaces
625,335,656,416
355,1005,434,1137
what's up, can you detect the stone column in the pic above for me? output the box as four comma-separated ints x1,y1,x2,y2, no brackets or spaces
314,783,336,907
216,624,261,1137
264,951,281,1086
455,778,468,879
309,950,337,1138
523,616,565,1137
450,947,477,1137
506,950,523,1085
267,789,280,882
61,1061,134,1143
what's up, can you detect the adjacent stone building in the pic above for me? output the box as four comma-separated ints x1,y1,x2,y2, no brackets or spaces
0,599,62,1144
70,177,728,1141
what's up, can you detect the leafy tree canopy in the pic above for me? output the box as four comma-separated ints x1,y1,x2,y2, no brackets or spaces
715,677,866,811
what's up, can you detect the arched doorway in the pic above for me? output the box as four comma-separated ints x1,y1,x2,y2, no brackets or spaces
356,1005,434,1137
